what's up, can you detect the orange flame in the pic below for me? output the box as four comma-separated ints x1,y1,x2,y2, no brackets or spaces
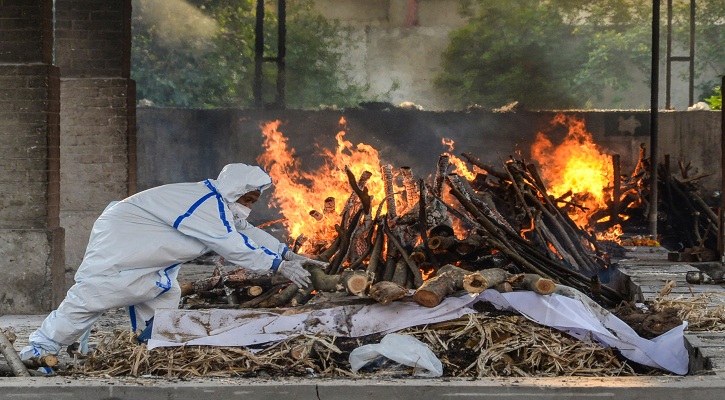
596,224,623,242
257,120,404,251
442,138,478,181
531,114,613,228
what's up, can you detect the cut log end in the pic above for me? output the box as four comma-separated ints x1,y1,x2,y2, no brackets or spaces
344,274,369,296
462,273,489,294
369,281,408,305
412,290,443,308
518,274,557,295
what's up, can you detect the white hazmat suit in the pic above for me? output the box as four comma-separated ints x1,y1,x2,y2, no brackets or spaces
22,163,311,359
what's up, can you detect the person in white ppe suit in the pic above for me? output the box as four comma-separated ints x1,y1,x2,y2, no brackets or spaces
21,163,325,360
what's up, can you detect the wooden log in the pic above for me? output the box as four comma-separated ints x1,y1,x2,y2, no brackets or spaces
180,275,223,297
382,245,398,282
429,224,455,238
258,284,300,308
410,250,427,264
428,235,458,251
348,213,374,267
417,179,439,267
235,284,286,308
462,268,522,294
492,282,513,293
413,264,468,307
460,152,510,181
0,365,47,377
382,164,397,218
515,273,557,295
0,329,30,377
328,209,363,275
316,234,342,263
289,285,315,307
391,259,410,287
369,281,408,305
23,354,59,369
341,270,370,296
342,168,372,216
308,265,343,292
291,234,308,253
2,329,15,344
224,274,284,289
365,222,386,282
433,154,450,197
242,286,264,297
323,197,336,215
384,223,424,288
400,166,419,207
454,234,485,256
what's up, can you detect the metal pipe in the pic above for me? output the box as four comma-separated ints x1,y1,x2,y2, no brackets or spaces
276,0,286,109
665,0,672,109
254,0,265,108
688,0,695,106
648,0,660,239
720,75,725,262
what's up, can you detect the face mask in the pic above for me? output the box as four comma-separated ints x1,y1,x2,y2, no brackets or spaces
228,202,251,220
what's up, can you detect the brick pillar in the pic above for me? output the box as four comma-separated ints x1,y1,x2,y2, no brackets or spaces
55,0,136,285
0,0,65,313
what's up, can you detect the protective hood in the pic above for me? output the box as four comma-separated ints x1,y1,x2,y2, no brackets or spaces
214,163,273,203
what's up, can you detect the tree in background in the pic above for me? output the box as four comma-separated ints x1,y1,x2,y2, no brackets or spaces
132,0,367,108
436,0,724,110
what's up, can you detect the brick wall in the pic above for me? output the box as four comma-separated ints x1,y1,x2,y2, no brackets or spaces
54,0,135,285
55,0,128,77
0,0,52,63
0,0,65,313
0,0,135,312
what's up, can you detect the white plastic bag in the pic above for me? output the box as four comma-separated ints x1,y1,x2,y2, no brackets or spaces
348,333,443,377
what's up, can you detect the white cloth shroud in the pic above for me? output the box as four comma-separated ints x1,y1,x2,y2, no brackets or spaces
148,289,689,375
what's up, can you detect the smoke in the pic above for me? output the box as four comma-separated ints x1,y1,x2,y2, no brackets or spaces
134,0,218,51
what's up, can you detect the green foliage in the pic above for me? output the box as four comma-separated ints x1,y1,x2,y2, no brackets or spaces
132,0,367,109
704,86,722,110
436,0,724,110
436,1,586,109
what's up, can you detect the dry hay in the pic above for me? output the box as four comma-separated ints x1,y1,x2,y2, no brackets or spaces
68,312,650,378
614,281,725,336
649,284,725,332
402,313,642,377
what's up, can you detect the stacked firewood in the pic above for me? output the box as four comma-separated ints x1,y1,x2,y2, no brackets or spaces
657,156,720,261
180,153,626,310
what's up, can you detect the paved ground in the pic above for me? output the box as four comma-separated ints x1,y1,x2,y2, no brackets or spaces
614,246,725,375
2,247,725,399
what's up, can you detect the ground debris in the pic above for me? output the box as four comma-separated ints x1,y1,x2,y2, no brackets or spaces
65,313,655,379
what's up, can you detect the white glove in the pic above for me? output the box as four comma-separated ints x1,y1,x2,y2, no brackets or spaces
284,251,329,269
277,260,312,288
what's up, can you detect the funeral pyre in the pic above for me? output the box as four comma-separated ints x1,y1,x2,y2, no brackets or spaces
64,115,722,378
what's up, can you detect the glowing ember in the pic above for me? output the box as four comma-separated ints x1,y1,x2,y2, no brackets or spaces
531,114,613,228
596,224,623,242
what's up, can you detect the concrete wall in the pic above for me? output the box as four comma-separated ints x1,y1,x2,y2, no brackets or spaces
0,0,64,313
135,107,722,231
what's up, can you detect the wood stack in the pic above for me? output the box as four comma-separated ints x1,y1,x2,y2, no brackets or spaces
181,152,627,310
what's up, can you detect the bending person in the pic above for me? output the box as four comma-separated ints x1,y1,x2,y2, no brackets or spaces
21,163,325,360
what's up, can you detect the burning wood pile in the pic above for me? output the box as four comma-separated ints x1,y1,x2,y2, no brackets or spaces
64,116,718,379
179,151,624,311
